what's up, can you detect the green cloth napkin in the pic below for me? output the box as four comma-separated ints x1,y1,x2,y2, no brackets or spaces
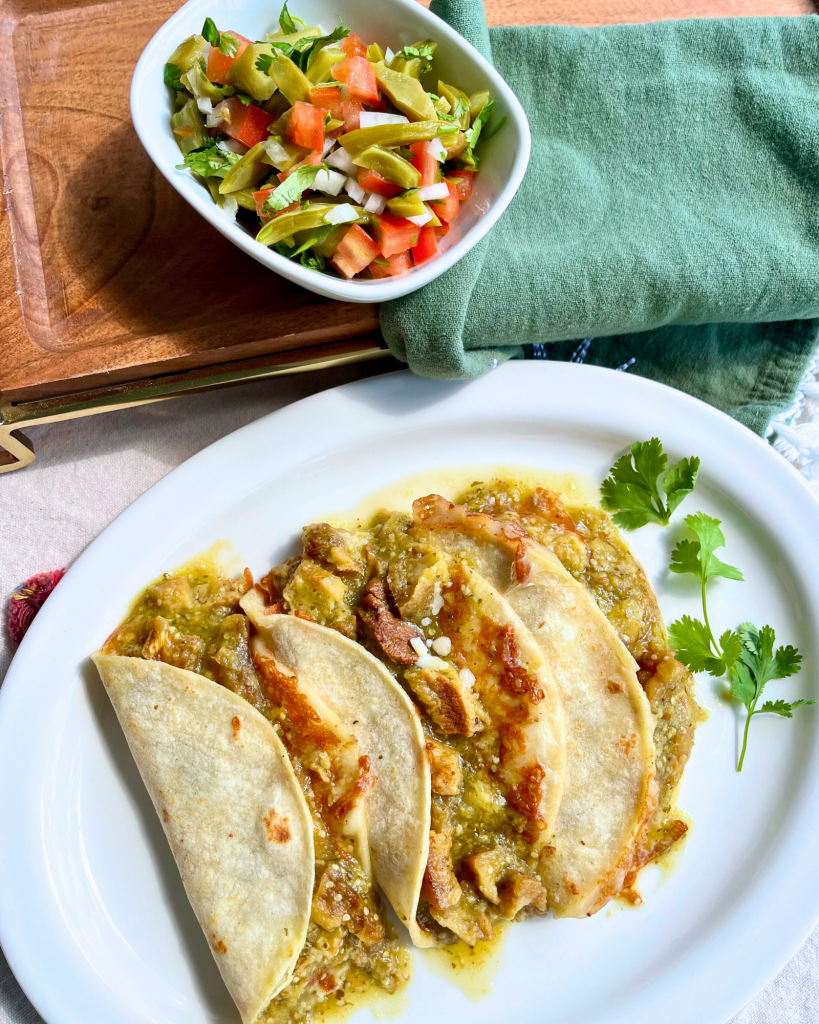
379,1,819,434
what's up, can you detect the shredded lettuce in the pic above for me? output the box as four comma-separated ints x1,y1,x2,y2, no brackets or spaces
262,165,322,215
176,142,242,179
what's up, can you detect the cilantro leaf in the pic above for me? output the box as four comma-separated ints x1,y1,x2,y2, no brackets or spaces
299,249,326,271
219,30,240,57
202,17,220,47
395,42,436,73
301,23,350,68
236,92,252,105
758,698,814,718
717,628,743,675
277,1,302,35
730,621,810,770
397,43,436,60
481,114,508,143
176,142,241,179
601,438,699,529
164,62,184,91
262,165,322,215
290,224,335,258
460,99,494,169
668,616,719,673
662,457,701,518
669,513,744,586
256,52,274,74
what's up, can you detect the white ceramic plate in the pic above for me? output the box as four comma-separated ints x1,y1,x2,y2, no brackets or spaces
1,363,818,1024
130,0,530,303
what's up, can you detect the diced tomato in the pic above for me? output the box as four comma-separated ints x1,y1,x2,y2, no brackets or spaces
309,85,343,120
434,221,451,237
286,101,325,151
341,32,368,58
253,187,275,218
332,56,379,106
411,225,438,265
432,180,461,223
410,142,439,188
356,168,403,199
373,213,419,258
275,201,301,217
448,170,474,200
369,251,411,278
207,31,251,85
341,100,363,133
278,149,322,180
332,224,380,279
222,97,274,148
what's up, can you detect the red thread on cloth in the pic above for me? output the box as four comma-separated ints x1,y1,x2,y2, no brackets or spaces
7,569,65,645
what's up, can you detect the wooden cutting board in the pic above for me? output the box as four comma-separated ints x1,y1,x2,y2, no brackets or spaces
0,0,813,403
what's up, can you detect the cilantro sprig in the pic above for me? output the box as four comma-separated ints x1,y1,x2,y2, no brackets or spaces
201,18,240,57
665,512,812,770
668,514,744,674
731,624,806,770
258,3,349,73
600,438,700,529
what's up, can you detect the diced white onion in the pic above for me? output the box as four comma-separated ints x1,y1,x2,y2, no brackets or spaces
428,138,447,163
220,195,238,223
322,136,337,157
324,203,360,225
358,112,409,128
326,147,357,176
260,138,292,169
196,97,213,115
407,210,433,227
460,668,476,688
410,637,427,658
363,192,386,215
416,183,449,201
206,100,226,128
416,651,450,671
313,168,346,196
432,636,452,656
217,138,247,155
344,177,366,203
385,46,395,63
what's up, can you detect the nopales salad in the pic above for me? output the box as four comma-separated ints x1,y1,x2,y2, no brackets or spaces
164,3,506,280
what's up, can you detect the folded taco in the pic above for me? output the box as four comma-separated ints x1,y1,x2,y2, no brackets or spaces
411,483,698,915
261,521,566,947
98,564,411,1024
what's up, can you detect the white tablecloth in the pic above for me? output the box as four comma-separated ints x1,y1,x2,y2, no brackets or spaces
2,362,818,1024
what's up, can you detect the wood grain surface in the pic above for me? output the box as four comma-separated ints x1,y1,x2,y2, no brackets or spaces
0,0,814,401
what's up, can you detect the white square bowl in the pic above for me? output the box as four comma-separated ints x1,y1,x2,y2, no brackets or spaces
130,0,531,303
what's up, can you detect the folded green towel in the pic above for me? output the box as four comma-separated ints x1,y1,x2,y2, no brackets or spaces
380,1,819,434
